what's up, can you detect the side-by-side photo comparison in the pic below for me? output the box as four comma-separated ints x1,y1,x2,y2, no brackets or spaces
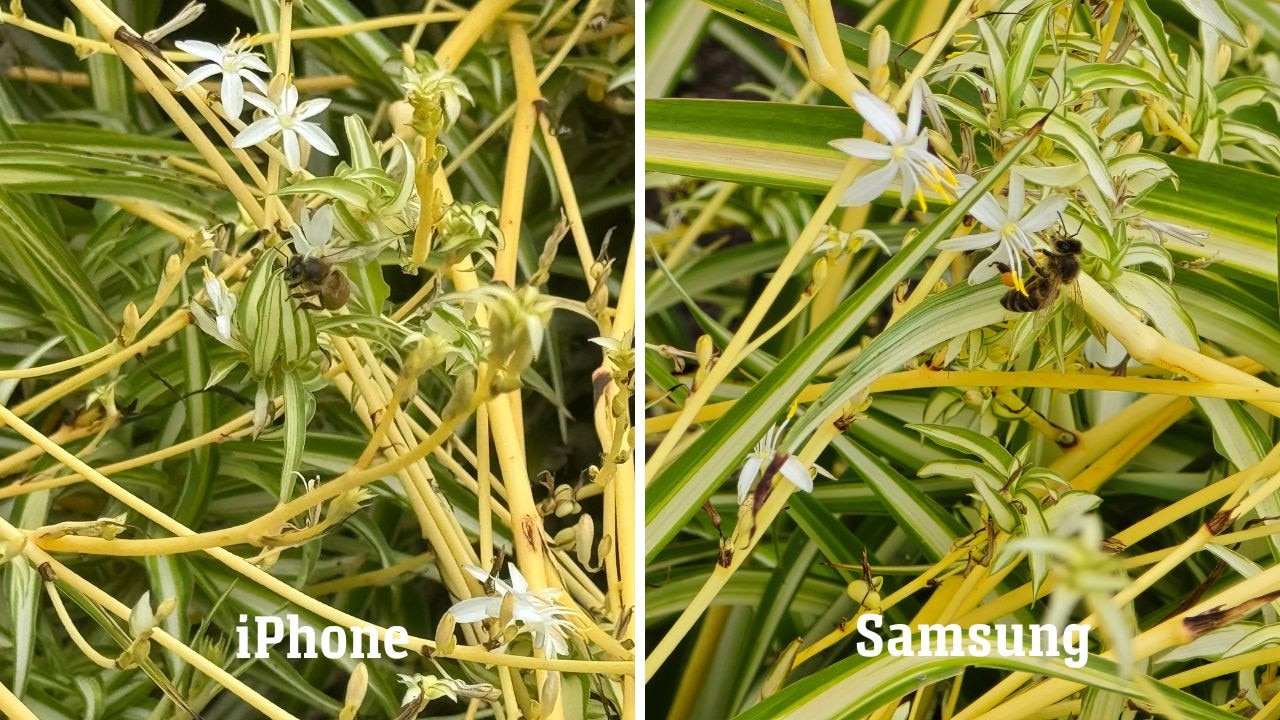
6,0,1280,718
645,0,1280,718
0,1,634,719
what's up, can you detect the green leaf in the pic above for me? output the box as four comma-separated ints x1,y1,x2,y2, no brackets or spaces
1128,0,1191,94
734,650,1243,720
833,437,963,561
906,424,1016,476
1176,0,1246,45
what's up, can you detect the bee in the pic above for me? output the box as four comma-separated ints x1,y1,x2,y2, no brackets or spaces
284,253,352,311
992,229,1083,313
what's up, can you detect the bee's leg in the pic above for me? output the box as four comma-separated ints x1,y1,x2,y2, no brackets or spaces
989,261,1021,290
1110,354,1133,377
1027,251,1053,278
290,290,323,311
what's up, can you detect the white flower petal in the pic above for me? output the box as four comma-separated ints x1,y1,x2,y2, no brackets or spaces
839,162,899,207
779,457,814,493
938,230,1001,252
239,69,270,94
176,63,219,90
215,313,232,341
905,82,924,137
233,117,279,148
851,91,904,145
449,597,499,622
1019,195,1069,233
898,161,919,208
295,122,338,156
829,137,893,161
282,129,301,170
175,40,224,62
737,456,763,503
239,54,271,75
463,565,491,583
295,97,331,120
507,564,529,593
1006,173,1027,220
243,91,274,113
220,73,244,118
279,85,299,113
965,190,1008,230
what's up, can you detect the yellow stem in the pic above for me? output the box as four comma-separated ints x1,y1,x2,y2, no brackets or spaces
646,367,1280,434
0,679,38,720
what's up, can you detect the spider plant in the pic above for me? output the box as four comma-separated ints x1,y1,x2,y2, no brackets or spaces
645,0,1280,718
0,0,635,718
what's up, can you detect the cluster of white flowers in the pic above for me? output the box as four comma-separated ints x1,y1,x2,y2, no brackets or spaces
175,39,336,171
830,83,958,210
448,564,576,659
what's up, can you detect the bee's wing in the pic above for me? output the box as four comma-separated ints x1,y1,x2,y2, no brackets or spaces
317,245,368,264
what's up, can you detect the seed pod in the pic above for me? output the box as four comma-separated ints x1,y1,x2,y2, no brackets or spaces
575,515,596,566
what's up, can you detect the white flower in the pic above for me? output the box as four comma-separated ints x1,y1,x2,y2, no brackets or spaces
830,83,957,210
174,39,270,119
1131,217,1208,246
737,412,835,503
938,173,1067,293
289,204,335,257
198,266,236,343
449,564,575,659
234,85,338,171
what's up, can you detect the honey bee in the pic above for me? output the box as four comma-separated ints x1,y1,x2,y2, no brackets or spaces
992,229,1082,313
285,253,351,311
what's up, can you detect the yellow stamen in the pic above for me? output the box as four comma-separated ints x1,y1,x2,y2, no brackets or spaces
916,187,928,212
1013,271,1028,296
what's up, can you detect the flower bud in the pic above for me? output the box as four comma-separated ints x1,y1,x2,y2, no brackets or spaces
435,613,457,654
388,100,418,141
868,27,891,94
121,302,141,345
338,664,368,720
